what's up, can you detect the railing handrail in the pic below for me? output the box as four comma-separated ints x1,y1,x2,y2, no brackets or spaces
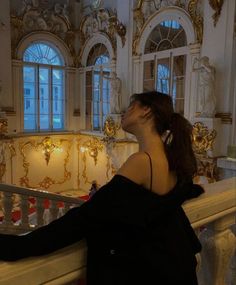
183,177,236,228
0,183,84,205
0,178,235,285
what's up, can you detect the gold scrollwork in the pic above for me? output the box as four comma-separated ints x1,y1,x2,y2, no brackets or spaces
188,0,203,43
0,118,8,138
19,137,72,189
208,0,224,27
103,116,120,143
192,122,218,183
192,122,217,155
80,137,103,166
40,137,59,165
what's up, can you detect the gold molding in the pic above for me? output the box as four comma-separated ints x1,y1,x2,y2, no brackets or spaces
19,137,72,189
215,113,232,124
192,122,217,155
208,0,224,27
188,0,203,43
103,116,120,143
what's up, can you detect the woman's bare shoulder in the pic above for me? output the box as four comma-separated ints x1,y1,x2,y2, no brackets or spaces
116,152,149,185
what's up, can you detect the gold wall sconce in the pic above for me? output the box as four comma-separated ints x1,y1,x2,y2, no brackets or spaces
208,0,224,26
80,138,103,165
41,137,61,165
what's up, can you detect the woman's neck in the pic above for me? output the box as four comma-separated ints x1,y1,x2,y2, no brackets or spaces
135,128,165,153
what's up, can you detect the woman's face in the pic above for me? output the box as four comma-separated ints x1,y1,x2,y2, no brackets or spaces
121,100,147,134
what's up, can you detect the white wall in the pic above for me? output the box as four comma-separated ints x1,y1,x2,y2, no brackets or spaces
0,0,13,110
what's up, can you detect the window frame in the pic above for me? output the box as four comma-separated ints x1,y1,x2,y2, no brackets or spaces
22,42,66,132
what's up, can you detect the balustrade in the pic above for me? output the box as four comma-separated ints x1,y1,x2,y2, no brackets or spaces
0,177,235,285
0,183,84,234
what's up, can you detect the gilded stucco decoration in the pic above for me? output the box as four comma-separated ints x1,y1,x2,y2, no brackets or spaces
78,6,126,63
11,1,76,64
133,0,203,55
103,116,120,143
0,139,16,183
192,122,218,183
79,137,103,185
0,115,8,138
19,136,72,189
208,0,224,27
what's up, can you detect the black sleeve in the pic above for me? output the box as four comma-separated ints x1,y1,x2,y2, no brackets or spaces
0,205,88,261
0,182,112,261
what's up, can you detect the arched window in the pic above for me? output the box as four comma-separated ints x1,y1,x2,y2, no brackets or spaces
85,43,110,131
143,20,187,114
23,42,65,131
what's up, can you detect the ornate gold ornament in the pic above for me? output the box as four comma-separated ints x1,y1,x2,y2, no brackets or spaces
19,137,72,189
208,0,224,26
80,137,103,165
103,116,120,143
192,122,218,183
188,0,203,43
40,137,58,165
0,118,8,138
215,112,232,124
192,122,217,155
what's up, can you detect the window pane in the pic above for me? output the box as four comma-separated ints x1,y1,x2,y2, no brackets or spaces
40,114,49,130
53,99,64,114
24,98,36,114
93,102,99,114
24,83,35,99
52,85,63,100
93,115,100,130
24,114,36,130
53,69,63,85
23,43,64,66
156,59,170,95
143,60,155,92
23,66,35,82
53,114,64,129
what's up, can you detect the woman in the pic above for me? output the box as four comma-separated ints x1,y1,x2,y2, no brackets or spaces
0,91,204,285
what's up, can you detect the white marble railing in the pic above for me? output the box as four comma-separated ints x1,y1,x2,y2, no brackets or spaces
0,177,235,285
0,183,84,234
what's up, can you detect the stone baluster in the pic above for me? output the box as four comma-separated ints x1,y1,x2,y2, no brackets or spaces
49,200,59,222
201,213,236,285
2,191,13,225
36,197,45,226
64,202,71,214
20,194,29,227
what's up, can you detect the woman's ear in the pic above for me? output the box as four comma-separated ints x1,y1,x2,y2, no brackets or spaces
141,106,152,119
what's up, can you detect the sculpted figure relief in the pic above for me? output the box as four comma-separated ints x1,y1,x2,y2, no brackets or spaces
103,72,122,114
193,56,216,118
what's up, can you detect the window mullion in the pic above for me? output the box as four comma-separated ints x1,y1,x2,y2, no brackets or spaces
169,52,173,97
49,67,53,130
37,65,40,131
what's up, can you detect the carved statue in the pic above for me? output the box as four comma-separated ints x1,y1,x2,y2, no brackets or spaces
193,56,216,118
103,72,122,114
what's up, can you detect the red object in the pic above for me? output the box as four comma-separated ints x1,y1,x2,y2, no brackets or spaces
0,195,89,223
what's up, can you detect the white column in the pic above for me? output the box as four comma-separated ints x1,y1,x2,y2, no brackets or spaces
188,43,201,121
116,0,134,108
12,60,23,133
65,67,76,131
0,0,13,110
79,67,86,130
132,55,142,94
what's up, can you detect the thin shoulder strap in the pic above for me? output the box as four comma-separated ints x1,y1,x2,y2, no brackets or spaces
144,151,153,191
